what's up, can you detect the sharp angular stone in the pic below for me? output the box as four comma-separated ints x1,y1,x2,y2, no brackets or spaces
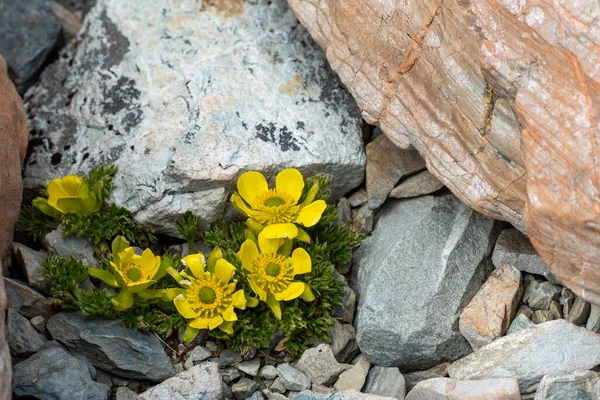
188,345,212,364
13,243,51,294
6,308,46,355
139,362,222,400
389,170,445,199
330,321,359,363
549,301,562,320
337,198,352,227
221,366,243,384
405,377,520,400
24,0,365,237
334,356,370,392
566,297,591,326
294,390,395,399
586,305,600,333
4,277,54,319
47,312,174,381
364,366,406,399
44,229,98,266
0,0,63,94
13,346,110,400
352,205,375,235
448,320,600,393
534,370,600,400
523,281,562,311
218,349,243,367
459,264,523,349
277,363,311,391
532,310,555,324
237,359,261,377
404,363,451,392
492,229,558,283
366,135,426,209
506,313,535,335
271,377,287,394
355,195,498,369
30,315,47,333
232,378,259,400
297,344,346,386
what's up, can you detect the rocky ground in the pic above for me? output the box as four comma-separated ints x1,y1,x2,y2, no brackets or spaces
2,1,600,400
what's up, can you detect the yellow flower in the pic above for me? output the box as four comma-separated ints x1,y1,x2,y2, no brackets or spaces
88,237,161,311
33,175,102,217
232,169,326,240
240,231,315,319
172,252,247,335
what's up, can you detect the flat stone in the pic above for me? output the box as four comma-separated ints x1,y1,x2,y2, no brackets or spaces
364,366,406,399
330,321,359,363
404,363,451,392
139,363,222,400
13,243,51,294
277,363,311,391
24,0,365,237
333,272,356,324
218,349,243,367
0,0,62,94
523,281,562,311
405,377,520,400
549,301,562,320
237,359,261,377
115,387,138,400
352,205,375,235
389,170,444,199
355,195,498,369
506,313,535,335
7,308,46,355
4,278,54,319
348,189,368,208
188,345,212,364
366,135,426,209
30,315,47,333
259,365,278,380
586,305,600,333
270,393,288,400
334,356,370,392
297,344,346,386
294,390,395,399
47,312,174,381
534,370,600,399
13,346,110,400
448,320,600,393
492,229,558,283
566,297,591,326
44,229,98,266
232,378,259,400
459,264,523,349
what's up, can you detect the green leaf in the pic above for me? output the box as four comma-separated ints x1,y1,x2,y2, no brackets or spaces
112,289,134,311
183,325,200,343
111,236,130,266
88,268,119,287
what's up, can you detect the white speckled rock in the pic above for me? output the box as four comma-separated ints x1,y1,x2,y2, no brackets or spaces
23,0,365,236
139,362,222,400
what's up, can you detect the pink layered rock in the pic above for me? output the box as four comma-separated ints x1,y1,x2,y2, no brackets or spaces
287,0,600,305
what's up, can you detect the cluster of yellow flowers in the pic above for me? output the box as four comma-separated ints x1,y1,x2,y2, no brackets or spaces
79,168,326,340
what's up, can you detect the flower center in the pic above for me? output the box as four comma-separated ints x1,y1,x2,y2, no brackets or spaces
252,189,300,225
264,196,286,207
121,263,150,284
198,286,217,304
265,262,281,277
126,267,142,282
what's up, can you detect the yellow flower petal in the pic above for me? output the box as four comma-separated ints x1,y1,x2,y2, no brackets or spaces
219,321,234,335
206,248,222,272
296,227,311,243
245,218,264,236
291,248,311,275
240,240,259,271
48,175,81,199
274,281,305,301
174,294,198,319
88,268,119,287
126,280,156,293
261,223,298,240
215,259,235,283
266,293,282,320
118,247,135,269
237,171,268,207
248,277,267,301
295,200,327,227
55,197,86,214
32,197,61,218
189,316,224,330
276,168,304,204
300,284,315,301
140,248,157,270
231,289,247,309
182,253,205,279
222,306,238,322
232,193,253,218
258,232,282,255
109,262,127,287
299,181,319,207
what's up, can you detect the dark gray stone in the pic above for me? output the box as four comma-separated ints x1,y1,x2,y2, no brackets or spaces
115,386,138,400
355,195,499,370
47,312,174,381
4,277,54,319
218,349,243,367
139,363,223,400
566,297,591,326
30,315,47,333
13,243,51,294
587,305,600,333
330,321,359,363
364,366,406,399
232,378,259,400
6,308,46,356
188,345,212,364
535,370,600,399
492,229,559,283
523,281,562,311
44,229,98,266
221,366,243,384
13,346,110,400
0,0,63,94
237,358,261,377
352,205,374,235
277,363,311,391
333,272,356,324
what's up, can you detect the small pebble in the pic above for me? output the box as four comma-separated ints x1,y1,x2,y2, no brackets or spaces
259,365,278,380
29,315,46,333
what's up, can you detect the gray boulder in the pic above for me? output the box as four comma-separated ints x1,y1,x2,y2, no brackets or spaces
47,312,174,381
6,308,46,355
355,195,498,369
13,346,110,400
534,370,600,400
13,243,51,293
364,366,406,399
448,320,600,393
139,362,223,400
23,0,365,236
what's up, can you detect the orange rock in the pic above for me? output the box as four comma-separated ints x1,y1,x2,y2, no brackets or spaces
0,55,29,272
287,0,600,306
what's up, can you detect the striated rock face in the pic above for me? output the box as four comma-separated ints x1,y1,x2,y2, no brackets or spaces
23,0,365,237
287,0,600,306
